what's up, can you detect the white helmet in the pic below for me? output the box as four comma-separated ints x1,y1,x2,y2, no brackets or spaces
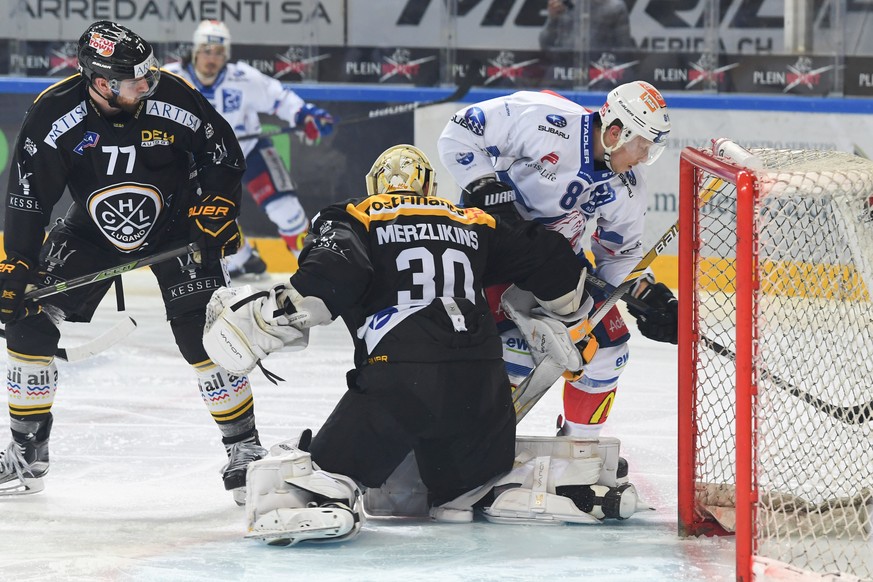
193,19,231,60
599,81,671,170
366,145,437,198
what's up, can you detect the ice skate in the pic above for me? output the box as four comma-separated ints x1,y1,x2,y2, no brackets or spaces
0,415,52,496
227,246,268,280
221,432,267,505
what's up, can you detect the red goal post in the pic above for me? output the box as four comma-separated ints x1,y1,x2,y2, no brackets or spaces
677,142,873,582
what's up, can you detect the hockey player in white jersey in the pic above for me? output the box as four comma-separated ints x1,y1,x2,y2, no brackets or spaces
164,20,334,276
438,81,679,438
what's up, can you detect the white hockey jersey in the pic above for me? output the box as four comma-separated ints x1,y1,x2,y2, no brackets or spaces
163,61,305,157
437,90,649,287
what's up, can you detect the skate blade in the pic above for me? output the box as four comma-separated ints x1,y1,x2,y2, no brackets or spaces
0,476,45,497
245,507,354,545
245,522,344,545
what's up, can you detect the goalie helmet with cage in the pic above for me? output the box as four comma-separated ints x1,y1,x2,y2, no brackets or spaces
193,19,231,62
365,144,438,198
598,81,671,171
77,20,160,100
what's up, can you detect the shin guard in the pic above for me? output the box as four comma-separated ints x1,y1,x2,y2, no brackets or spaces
7,352,58,430
194,360,256,438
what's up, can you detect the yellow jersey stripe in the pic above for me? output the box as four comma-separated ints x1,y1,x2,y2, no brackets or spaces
346,195,496,231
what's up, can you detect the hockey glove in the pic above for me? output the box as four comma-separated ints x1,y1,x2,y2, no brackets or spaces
462,176,521,223
294,103,334,146
627,281,678,344
0,255,38,324
189,193,241,263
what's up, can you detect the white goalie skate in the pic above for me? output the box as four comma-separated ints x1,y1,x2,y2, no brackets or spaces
245,438,364,546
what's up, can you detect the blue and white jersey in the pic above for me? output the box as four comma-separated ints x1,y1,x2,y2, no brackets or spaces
438,90,649,287
163,61,305,157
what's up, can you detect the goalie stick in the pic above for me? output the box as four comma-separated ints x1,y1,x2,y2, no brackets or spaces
0,243,196,361
235,78,475,142
512,176,727,423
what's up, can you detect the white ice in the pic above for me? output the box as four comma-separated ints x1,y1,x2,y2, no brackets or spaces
0,271,736,582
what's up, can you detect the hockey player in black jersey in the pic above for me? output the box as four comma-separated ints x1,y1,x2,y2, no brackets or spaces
203,145,601,542
0,21,267,503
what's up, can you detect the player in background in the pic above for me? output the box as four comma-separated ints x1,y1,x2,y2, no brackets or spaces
164,19,335,277
438,81,679,438
202,145,601,542
0,21,266,503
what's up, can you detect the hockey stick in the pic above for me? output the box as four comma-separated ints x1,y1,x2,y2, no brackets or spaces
512,222,678,422
512,177,727,423
0,243,196,361
0,315,137,363
235,79,475,142
700,335,872,425
24,243,197,301
583,244,873,426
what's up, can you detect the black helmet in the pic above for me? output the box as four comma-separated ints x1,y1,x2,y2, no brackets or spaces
78,21,160,97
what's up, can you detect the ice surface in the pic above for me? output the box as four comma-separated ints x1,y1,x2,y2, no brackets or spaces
0,272,736,581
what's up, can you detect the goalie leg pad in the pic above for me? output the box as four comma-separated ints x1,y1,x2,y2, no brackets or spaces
483,436,651,524
363,451,430,518
245,441,364,546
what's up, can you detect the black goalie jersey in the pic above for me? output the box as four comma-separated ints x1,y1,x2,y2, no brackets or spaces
289,193,583,366
4,72,245,263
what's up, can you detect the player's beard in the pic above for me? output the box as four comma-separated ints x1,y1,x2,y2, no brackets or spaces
113,94,143,114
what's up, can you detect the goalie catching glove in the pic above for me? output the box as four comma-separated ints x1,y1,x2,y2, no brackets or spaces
203,283,333,375
627,280,678,345
189,193,241,262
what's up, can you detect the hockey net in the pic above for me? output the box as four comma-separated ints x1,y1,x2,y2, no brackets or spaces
677,144,873,582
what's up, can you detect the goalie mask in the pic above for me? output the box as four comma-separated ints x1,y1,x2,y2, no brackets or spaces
366,144,437,198
598,81,671,171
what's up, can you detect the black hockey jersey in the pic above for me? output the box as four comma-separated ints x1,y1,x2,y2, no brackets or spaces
4,72,245,262
290,193,582,365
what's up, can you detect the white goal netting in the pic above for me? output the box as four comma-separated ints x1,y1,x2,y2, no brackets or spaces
685,147,873,580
